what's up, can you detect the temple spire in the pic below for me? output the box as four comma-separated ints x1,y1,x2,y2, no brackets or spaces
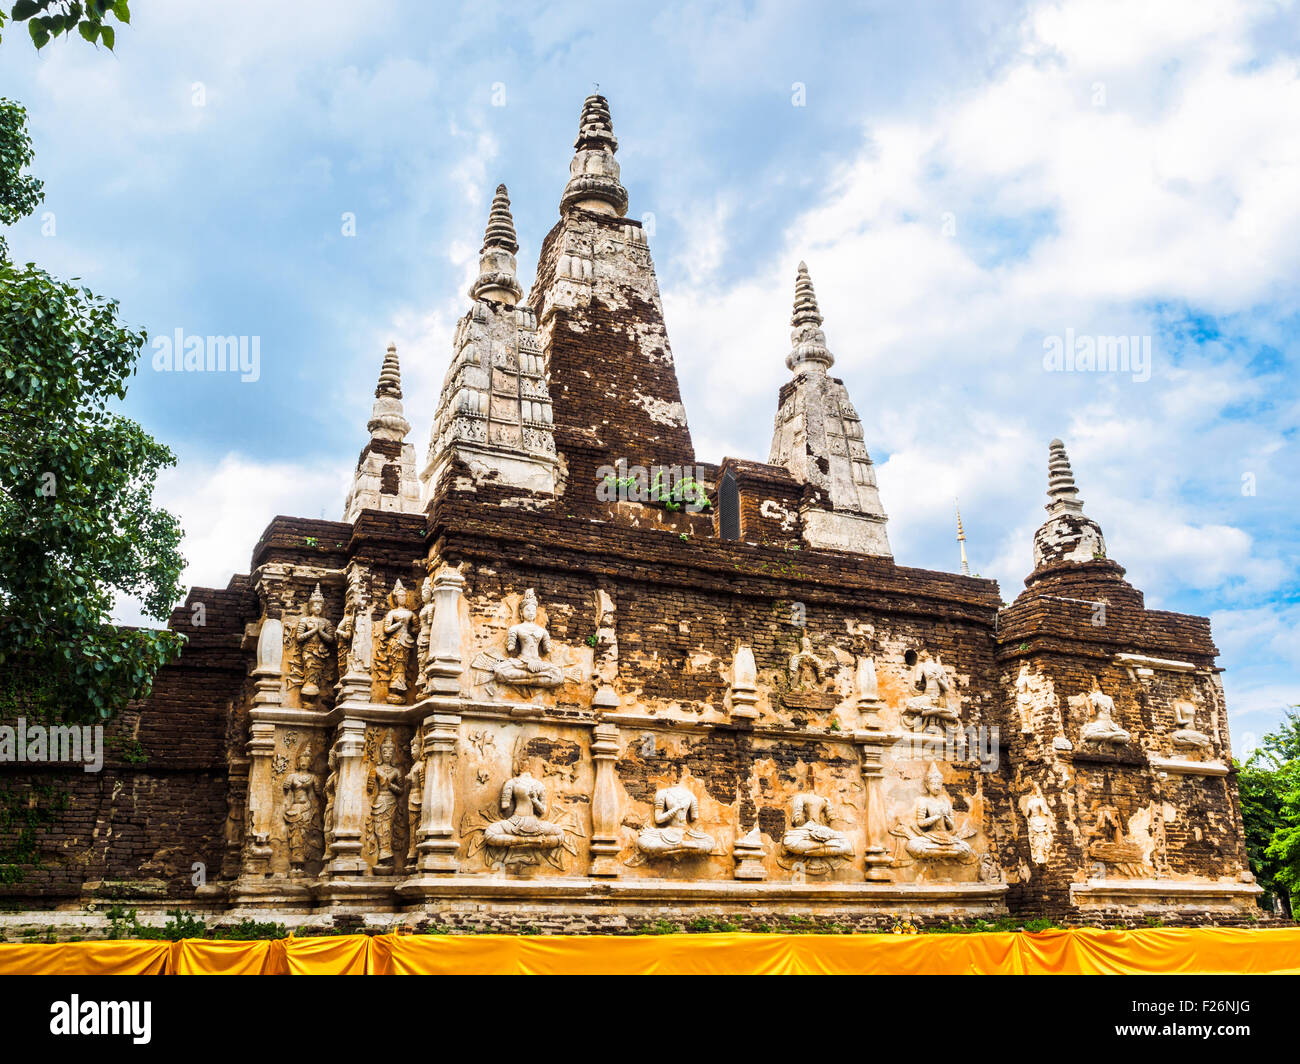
786,261,834,372
956,500,970,576
560,93,628,217
468,183,523,304
769,260,889,557
1030,438,1107,569
343,343,421,521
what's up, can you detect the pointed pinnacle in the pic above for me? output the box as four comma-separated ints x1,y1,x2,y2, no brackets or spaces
376,342,402,399
574,93,618,153
482,183,519,254
791,262,823,329
1046,438,1083,513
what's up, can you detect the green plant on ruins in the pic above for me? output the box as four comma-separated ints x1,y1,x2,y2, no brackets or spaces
0,96,185,725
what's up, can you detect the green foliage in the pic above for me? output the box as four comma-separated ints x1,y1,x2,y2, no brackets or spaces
0,780,68,881
684,916,738,933
103,907,289,941
0,99,185,723
1237,706,1300,916
1,1,129,50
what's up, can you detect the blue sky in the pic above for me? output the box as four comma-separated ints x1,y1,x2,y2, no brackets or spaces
1,0,1296,753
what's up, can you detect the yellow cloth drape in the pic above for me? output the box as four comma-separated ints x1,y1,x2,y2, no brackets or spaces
1,928,1296,974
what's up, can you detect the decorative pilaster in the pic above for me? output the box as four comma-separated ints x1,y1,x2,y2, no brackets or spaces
417,712,461,873
422,565,465,695
857,734,893,882
325,718,368,876
729,644,759,720
588,722,621,876
241,720,277,876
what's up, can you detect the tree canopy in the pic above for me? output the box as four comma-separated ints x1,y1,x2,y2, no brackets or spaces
0,96,185,721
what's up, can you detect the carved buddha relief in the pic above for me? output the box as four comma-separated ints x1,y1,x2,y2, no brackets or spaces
891,762,976,863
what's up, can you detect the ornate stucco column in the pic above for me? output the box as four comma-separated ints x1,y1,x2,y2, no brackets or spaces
423,566,465,695
417,712,461,872
240,616,285,877
588,722,621,876
325,717,368,876
241,720,277,876
857,732,893,882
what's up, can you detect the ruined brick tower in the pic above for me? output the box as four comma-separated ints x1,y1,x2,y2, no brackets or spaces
0,95,1260,930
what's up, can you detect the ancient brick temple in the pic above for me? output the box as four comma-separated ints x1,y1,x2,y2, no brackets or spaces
2,95,1261,930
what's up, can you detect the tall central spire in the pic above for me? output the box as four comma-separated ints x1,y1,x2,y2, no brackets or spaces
560,94,628,216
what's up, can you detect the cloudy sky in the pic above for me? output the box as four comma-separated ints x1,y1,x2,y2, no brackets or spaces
2,0,1296,752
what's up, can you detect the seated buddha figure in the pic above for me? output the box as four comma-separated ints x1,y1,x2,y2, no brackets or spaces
482,769,566,852
902,763,975,861
782,792,853,859
1171,701,1211,751
1080,687,1130,746
636,784,716,859
491,589,565,688
904,653,961,734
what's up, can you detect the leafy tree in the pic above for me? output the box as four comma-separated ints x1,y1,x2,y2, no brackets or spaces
0,1,129,50
1236,706,1300,916
0,97,184,722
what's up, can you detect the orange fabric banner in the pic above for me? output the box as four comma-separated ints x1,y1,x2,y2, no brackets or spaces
0,928,1297,974
0,939,171,976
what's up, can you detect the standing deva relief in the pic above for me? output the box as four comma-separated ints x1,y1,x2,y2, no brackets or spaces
288,583,336,705
282,749,321,877
366,732,405,873
374,580,416,704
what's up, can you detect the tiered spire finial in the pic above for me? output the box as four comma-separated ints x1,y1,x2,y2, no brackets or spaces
956,500,970,576
482,183,519,254
367,343,410,439
375,341,402,399
560,93,628,217
785,262,834,373
1030,437,1108,570
468,183,523,304
1046,438,1084,515
792,262,823,328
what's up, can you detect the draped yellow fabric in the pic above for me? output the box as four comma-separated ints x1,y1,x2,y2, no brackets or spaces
0,928,1297,974
0,940,170,975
